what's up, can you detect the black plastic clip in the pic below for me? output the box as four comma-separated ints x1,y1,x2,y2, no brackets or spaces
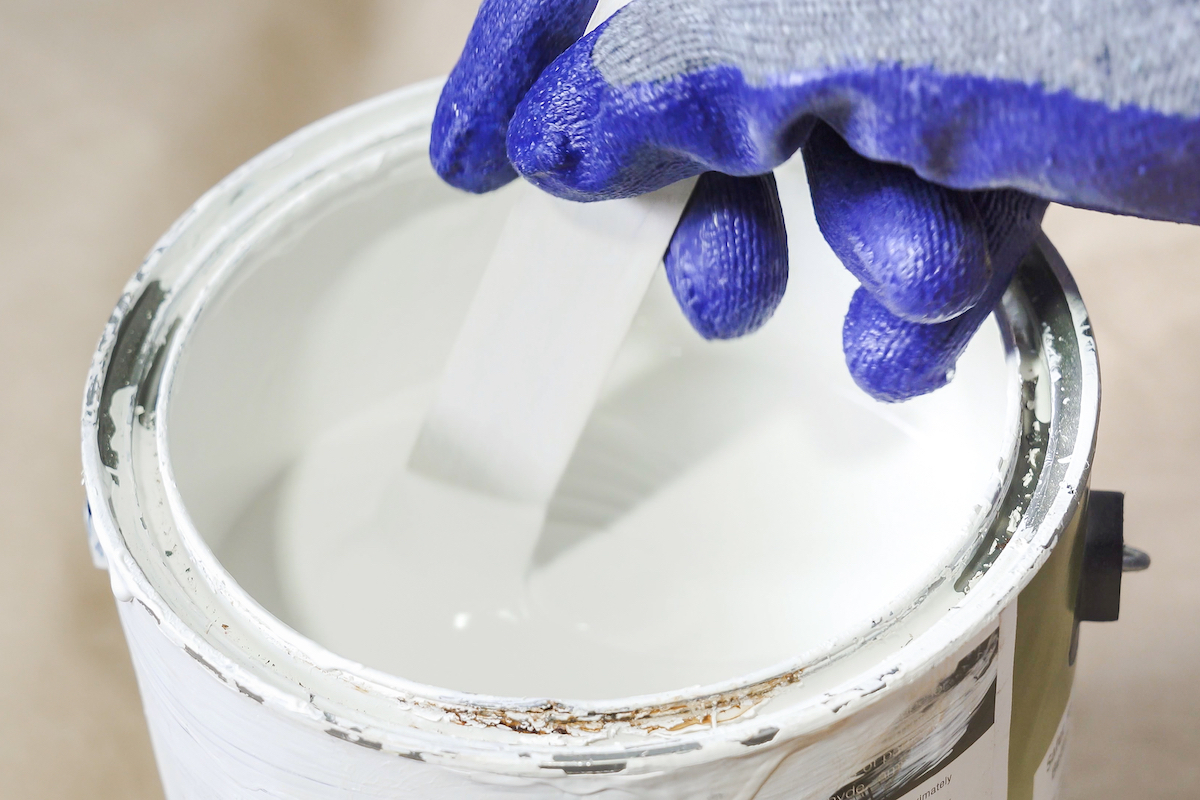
1077,490,1127,623
1070,490,1150,665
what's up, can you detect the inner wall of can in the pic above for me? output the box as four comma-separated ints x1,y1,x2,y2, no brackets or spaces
82,80,1098,767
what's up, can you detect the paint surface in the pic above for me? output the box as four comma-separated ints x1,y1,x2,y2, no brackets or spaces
170,154,1014,700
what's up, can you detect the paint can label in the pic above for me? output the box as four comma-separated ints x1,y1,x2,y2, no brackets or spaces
828,669,1002,800
763,605,1016,800
1031,703,1070,800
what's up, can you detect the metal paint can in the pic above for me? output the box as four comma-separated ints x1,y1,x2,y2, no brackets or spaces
82,80,1119,799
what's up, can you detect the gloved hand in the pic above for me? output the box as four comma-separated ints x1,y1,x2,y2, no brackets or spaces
430,0,1200,401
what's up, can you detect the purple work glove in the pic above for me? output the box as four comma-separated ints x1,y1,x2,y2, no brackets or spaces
430,0,1200,401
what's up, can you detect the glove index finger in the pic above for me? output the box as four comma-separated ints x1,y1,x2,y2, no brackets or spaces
431,0,601,194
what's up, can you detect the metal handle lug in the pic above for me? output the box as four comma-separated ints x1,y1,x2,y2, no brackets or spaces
1122,545,1151,573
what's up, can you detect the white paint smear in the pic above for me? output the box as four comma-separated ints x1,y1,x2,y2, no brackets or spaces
409,178,695,504
409,0,687,507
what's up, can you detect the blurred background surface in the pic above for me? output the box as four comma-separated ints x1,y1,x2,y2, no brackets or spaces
1,2,1196,797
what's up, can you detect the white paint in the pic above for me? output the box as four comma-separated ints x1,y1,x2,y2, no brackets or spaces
191,136,1017,698
82,77,1101,798
410,178,695,504
410,0,681,507
269,308,1007,697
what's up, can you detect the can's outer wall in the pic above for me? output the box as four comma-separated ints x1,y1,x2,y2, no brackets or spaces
1010,493,1086,798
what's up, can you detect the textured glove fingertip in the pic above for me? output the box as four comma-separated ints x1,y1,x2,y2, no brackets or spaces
430,0,601,194
804,123,992,324
431,99,519,193
665,172,789,340
843,289,959,402
844,189,1049,402
508,21,709,200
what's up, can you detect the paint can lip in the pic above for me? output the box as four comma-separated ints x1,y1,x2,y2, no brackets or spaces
81,79,1099,771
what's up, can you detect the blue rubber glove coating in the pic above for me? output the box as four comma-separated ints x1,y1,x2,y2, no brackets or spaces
508,11,1200,225
803,123,992,325
431,1,793,348
433,0,1200,401
664,172,789,339
844,190,1048,401
430,0,599,193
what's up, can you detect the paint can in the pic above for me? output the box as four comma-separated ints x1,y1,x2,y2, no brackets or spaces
82,79,1126,799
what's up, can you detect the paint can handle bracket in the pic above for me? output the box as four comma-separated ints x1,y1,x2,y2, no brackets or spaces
1076,490,1145,624
1070,490,1146,664
1121,545,1151,573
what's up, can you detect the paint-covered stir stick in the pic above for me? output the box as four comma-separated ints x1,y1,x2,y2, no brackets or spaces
409,178,696,503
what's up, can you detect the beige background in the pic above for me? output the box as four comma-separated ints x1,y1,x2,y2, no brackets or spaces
1,2,1196,797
